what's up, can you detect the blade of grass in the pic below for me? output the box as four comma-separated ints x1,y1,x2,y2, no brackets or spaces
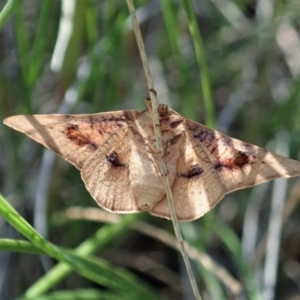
18,288,120,300
213,219,261,299
0,0,18,29
24,212,144,297
182,0,215,128
51,206,242,295
85,0,98,51
0,194,157,299
0,239,159,300
160,1,196,118
0,238,46,255
39,249,158,300
14,0,32,113
27,0,53,90
0,194,65,261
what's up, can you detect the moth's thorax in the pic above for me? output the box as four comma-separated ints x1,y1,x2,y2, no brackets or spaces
131,107,185,144
159,108,184,132
127,107,184,211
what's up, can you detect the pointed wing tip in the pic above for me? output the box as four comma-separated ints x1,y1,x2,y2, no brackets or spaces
3,115,13,125
3,115,52,131
269,153,300,179
3,115,20,127
3,115,31,132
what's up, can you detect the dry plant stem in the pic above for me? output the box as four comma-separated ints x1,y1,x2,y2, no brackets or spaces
126,1,201,299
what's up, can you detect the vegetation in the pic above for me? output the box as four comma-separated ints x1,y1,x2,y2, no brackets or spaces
1,0,300,299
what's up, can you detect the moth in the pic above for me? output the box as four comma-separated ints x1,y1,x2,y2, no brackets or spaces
4,102,300,221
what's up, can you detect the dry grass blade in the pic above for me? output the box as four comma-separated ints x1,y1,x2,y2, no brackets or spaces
126,0,201,299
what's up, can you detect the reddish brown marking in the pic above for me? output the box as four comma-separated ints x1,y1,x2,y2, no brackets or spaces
64,123,98,150
215,152,252,171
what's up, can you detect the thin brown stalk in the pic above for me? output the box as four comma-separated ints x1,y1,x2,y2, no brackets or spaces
126,1,201,299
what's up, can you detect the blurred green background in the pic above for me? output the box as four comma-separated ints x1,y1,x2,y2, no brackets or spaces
1,0,300,299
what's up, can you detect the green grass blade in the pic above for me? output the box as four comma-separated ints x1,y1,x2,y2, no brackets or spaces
0,0,18,29
0,239,158,300
27,0,53,89
13,0,32,113
24,213,145,297
0,194,65,260
50,249,158,300
0,196,158,299
18,288,121,300
182,0,215,128
213,219,261,299
0,238,45,255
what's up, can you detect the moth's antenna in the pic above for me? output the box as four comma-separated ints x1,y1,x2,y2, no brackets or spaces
126,1,201,299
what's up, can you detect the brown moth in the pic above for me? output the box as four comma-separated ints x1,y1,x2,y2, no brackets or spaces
4,103,300,221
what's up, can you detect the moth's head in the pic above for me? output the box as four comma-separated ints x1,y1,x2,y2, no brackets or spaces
158,104,185,132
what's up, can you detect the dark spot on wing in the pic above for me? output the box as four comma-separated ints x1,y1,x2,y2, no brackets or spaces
233,152,251,167
214,162,222,171
170,134,182,145
180,164,203,179
214,151,252,171
98,111,138,129
66,123,78,130
98,128,104,136
89,142,98,151
192,128,218,157
106,151,125,168
220,136,233,147
129,126,145,143
193,130,215,143
192,127,215,143
170,119,184,128
123,111,138,121
64,123,98,150
89,115,95,128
